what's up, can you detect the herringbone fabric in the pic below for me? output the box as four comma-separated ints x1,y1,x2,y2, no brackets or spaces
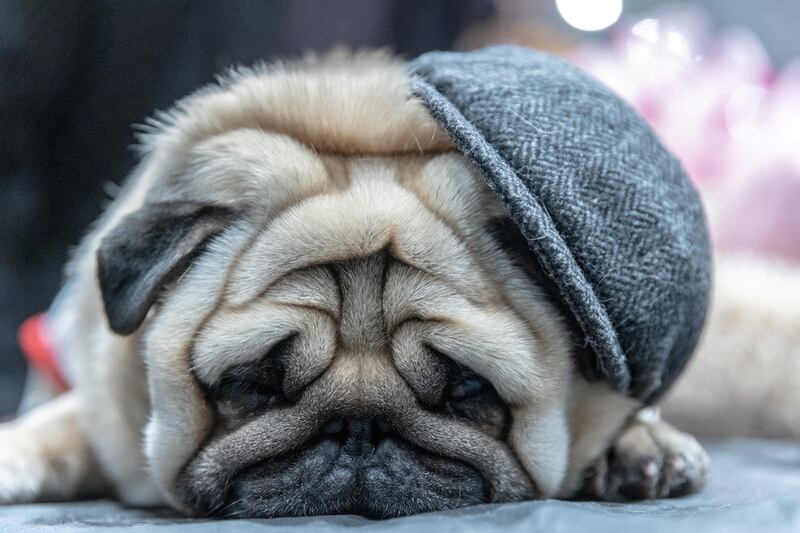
411,46,711,403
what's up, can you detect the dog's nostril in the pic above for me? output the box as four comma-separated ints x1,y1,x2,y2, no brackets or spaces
321,417,395,453
345,418,372,438
343,418,376,455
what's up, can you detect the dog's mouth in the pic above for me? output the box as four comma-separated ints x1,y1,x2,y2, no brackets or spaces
188,416,488,518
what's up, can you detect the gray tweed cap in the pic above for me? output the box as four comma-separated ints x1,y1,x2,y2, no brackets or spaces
411,46,711,403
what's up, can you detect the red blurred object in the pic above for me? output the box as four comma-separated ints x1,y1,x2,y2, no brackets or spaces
18,314,70,393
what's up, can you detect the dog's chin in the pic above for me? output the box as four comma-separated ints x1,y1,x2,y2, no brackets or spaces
187,424,488,518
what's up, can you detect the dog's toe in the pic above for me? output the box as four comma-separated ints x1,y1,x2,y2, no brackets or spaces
582,409,710,501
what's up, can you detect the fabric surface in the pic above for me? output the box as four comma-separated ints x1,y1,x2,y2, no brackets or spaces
410,46,712,403
1,439,798,532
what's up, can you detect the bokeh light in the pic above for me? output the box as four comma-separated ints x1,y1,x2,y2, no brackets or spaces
555,0,623,32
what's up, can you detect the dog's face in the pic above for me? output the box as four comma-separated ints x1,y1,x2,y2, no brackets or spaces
90,55,628,517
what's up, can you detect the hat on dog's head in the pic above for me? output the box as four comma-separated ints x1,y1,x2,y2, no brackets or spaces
411,46,711,404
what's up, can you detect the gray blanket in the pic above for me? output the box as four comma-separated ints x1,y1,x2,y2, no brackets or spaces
2,439,798,532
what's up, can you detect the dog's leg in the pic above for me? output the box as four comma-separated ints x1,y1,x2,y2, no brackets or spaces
0,391,108,503
580,407,710,501
662,255,800,439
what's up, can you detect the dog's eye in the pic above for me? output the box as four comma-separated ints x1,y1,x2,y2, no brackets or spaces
450,376,484,399
211,369,284,415
217,372,281,402
205,338,292,414
436,358,510,439
445,362,490,402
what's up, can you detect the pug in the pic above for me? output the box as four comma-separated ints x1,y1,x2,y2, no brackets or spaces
2,50,781,518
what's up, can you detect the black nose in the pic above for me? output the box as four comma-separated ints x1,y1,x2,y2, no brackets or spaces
321,416,395,456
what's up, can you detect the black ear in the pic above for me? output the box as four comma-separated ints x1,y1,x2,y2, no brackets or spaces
96,202,232,335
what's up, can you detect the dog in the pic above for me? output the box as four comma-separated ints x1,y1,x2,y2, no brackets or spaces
1,50,795,518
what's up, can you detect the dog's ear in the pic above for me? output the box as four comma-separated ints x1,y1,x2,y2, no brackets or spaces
97,202,232,335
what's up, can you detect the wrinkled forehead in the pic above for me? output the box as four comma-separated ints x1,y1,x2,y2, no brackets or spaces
187,145,546,394
147,127,504,305
225,152,501,306
153,127,506,307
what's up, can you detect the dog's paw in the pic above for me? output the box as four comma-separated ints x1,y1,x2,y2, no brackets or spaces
0,438,48,504
581,409,710,501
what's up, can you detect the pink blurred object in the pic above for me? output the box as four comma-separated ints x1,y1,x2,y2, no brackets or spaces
569,5,800,263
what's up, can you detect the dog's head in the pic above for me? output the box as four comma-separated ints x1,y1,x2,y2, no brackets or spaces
92,53,632,517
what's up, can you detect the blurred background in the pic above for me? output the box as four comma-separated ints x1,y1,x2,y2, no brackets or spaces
1,0,799,416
